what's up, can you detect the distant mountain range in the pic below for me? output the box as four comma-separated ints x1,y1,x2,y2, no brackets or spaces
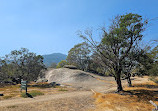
42,53,67,67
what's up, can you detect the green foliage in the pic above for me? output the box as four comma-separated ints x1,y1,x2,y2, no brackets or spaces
79,13,147,92
29,90,44,97
56,60,68,68
145,45,158,76
135,45,158,76
67,42,91,71
100,13,146,77
148,62,158,76
0,48,46,83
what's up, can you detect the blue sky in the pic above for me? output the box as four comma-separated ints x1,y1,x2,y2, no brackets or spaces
0,0,158,56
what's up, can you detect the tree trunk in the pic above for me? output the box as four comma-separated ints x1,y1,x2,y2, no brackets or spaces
115,72,123,92
127,77,132,87
127,73,132,87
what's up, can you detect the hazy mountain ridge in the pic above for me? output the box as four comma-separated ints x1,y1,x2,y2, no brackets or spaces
42,53,67,67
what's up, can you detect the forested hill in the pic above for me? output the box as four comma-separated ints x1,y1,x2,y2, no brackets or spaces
42,53,67,67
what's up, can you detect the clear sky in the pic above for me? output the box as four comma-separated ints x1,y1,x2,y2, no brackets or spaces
0,0,158,56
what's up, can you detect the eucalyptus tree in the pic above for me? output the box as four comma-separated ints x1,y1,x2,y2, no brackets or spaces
67,42,91,71
79,13,147,92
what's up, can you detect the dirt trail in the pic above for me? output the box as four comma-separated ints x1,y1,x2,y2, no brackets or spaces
0,91,92,107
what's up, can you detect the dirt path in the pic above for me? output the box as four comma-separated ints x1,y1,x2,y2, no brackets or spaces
0,91,95,111
0,91,92,107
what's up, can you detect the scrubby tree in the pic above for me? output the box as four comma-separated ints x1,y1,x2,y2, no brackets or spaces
79,13,147,92
89,52,107,75
67,42,91,71
57,60,68,68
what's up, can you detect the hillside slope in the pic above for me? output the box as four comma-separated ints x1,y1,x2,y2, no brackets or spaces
43,53,67,67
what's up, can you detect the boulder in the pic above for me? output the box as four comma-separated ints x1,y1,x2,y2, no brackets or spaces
63,65,77,69
36,78,48,83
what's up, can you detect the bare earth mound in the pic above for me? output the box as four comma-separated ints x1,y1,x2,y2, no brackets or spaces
45,68,115,92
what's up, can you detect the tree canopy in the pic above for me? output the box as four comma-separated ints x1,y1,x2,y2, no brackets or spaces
67,42,91,71
0,48,46,83
79,13,147,92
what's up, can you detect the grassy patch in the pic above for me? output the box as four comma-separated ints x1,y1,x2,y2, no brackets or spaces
28,82,61,88
7,105,18,109
0,84,20,91
58,88,68,91
149,76,158,83
21,90,44,98
3,95,13,99
30,90,44,97
28,82,52,88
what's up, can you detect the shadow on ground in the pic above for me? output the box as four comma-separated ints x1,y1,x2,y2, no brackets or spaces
26,93,33,98
118,83,158,103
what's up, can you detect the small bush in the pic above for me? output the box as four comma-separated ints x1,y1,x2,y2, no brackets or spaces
21,90,44,98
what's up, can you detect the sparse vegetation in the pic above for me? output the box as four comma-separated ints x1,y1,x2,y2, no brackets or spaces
0,82,70,100
56,60,68,68
58,88,68,91
28,82,53,88
21,90,44,98
0,1,157,111
93,81,158,111
7,105,18,109
3,95,14,99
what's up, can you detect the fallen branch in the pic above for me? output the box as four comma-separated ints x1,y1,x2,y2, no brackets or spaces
149,100,158,111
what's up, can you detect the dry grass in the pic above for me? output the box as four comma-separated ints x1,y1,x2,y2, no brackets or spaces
0,82,71,100
0,85,21,100
93,80,158,111
96,78,116,85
